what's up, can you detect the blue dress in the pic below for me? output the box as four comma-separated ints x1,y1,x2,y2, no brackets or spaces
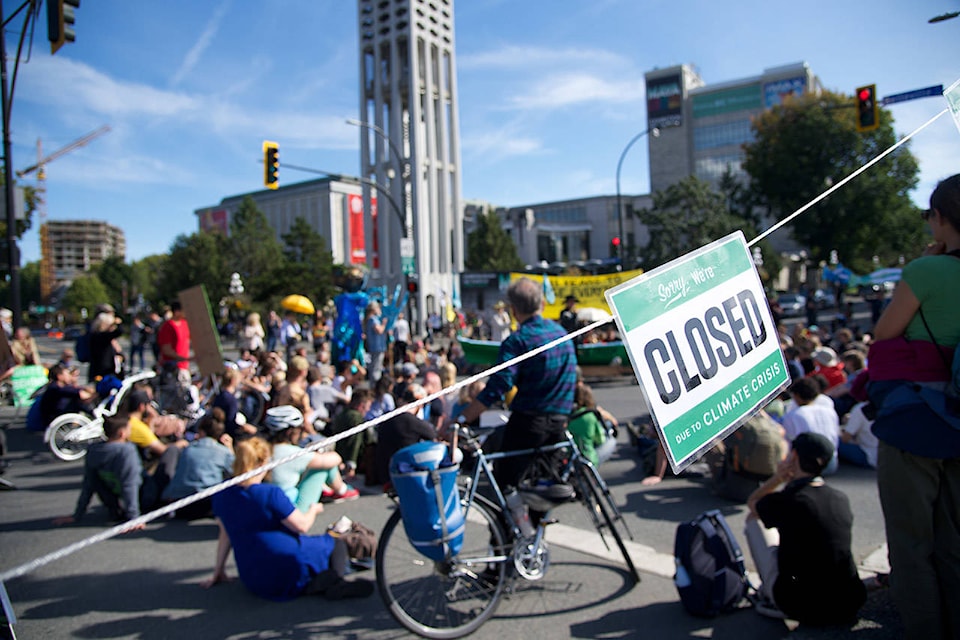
212,483,336,601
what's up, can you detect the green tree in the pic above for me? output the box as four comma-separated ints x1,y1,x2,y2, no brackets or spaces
228,196,284,305
62,274,110,317
159,232,229,306
95,256,134,311
465,207,524,271
743,90,922,274
129,254,166,310
639,176,752,269
264,217,335,309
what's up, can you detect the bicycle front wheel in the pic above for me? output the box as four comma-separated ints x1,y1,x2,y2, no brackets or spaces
376,497,508,639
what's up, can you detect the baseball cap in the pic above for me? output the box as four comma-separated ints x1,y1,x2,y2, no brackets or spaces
401,362,419,377
792,432,835,475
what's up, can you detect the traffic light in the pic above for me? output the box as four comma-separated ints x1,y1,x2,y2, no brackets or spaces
611,236,621,247
47,0,80,55
406,275,418,294
855,85,879,133
263,140,279,189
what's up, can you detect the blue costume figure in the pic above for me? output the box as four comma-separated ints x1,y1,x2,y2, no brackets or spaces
331,266,369,365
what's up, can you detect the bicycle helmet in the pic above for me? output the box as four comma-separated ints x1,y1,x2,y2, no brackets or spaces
263,405,304,433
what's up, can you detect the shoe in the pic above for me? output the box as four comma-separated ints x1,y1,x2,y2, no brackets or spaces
324,578,375,600
330,486,360,503
320,487,336,502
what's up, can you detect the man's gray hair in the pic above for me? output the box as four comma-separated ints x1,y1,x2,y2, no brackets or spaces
506,277,542,317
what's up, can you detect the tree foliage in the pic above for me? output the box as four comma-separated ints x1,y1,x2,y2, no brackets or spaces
228,196,285,303
159,232,230,306
267,217,335,309
639,176,753,269
743,90,922,273
465,207,524,271
62,274,110,316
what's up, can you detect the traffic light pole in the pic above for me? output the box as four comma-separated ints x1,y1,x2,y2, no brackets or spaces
0,0,37,330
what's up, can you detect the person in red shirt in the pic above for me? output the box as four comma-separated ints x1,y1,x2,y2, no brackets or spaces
158,302,191,372
808,347,846,390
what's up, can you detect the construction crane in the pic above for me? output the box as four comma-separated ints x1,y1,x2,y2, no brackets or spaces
15,124,111,301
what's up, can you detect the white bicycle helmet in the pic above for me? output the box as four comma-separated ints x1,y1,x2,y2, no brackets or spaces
263,405,304,433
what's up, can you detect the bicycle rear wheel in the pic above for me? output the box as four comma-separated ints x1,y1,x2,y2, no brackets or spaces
573,460,640,583
377,497,508,639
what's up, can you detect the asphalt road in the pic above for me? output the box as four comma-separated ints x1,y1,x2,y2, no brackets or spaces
0,332,903,639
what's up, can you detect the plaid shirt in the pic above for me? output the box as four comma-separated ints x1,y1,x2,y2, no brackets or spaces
477,314,577,415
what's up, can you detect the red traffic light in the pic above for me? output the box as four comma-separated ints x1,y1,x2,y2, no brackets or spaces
611,237,621,246
855,85,878,133
858,88,872,102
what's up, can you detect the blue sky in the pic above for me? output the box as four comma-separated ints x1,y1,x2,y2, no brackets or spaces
12,0,960,264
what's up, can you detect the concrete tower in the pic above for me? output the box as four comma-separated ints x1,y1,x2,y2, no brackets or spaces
357,0,464,335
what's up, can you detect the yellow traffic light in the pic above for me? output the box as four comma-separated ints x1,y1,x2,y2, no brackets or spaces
263,140,279,189
855,85,879,133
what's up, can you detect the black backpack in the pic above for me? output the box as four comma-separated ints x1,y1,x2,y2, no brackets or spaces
674,509,751,617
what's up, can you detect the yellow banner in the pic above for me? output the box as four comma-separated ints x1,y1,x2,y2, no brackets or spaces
510,269,644,320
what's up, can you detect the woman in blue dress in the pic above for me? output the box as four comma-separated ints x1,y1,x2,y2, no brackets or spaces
200,437,372,600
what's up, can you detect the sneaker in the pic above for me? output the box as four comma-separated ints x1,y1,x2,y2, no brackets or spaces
324,578,375,600
330,486,360,503
320,487,336,502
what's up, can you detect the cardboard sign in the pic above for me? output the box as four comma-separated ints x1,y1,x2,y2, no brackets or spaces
605,232,789,473
178,285,223,378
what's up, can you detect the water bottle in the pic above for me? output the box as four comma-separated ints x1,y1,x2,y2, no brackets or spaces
505,490,535,538
674,558,691,588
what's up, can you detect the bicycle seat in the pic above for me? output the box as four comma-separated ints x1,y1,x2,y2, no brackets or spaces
519,481,576,512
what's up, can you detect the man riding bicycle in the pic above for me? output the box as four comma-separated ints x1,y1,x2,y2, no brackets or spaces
458,277,578,503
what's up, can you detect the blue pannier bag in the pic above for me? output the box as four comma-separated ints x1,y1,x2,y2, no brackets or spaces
390,441,464,561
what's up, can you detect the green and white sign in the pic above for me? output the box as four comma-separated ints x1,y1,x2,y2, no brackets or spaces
605,232,789,473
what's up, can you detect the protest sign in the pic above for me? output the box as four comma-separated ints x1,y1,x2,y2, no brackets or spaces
606,232,789,473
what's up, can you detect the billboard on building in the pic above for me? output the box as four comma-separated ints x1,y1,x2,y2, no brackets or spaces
647,74,683,128
198,208,229,235
692,84,762,118
763,76,807,108
346,194,379,268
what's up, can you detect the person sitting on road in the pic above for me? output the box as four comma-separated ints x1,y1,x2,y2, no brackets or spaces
744,432,866,624
781,378,840,475
327,388,375,480
38,364,95,427
53,414,144,526
567,384,612,467
264,405,358,512
201,437,374,601
160,408,235,520
213,367,257,440
306,364,348,426
125,389,189,511
375,383,438,490
274,356,319,438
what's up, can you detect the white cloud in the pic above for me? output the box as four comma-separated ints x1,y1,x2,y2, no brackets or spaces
461,125,543,159
170,0,233,87
459,44,627,70
509,73,645,109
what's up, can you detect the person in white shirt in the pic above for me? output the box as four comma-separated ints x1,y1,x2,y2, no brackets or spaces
838,401,878,468
781,378,840,475
392,312,411,364
490,302,511,342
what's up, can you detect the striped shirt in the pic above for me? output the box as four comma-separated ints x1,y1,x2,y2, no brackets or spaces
477,314,577,415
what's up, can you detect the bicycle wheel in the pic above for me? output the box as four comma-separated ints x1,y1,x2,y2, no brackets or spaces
48,414,99,461
573,461,640,583
377,496,509,639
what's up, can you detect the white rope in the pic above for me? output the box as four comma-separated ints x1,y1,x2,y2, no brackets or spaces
1,105,949,585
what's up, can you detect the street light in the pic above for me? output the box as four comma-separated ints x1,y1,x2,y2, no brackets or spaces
615,125,664,267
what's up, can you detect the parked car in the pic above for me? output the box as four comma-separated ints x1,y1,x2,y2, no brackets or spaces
62,325,86,340
777,293,806,318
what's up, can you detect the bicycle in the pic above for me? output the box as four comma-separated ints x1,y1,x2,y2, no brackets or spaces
44,370,157,461
376,420,639,638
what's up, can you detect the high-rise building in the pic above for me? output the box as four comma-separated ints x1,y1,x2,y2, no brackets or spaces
646,62,822,193
356,0,464,333
45,220,125,288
